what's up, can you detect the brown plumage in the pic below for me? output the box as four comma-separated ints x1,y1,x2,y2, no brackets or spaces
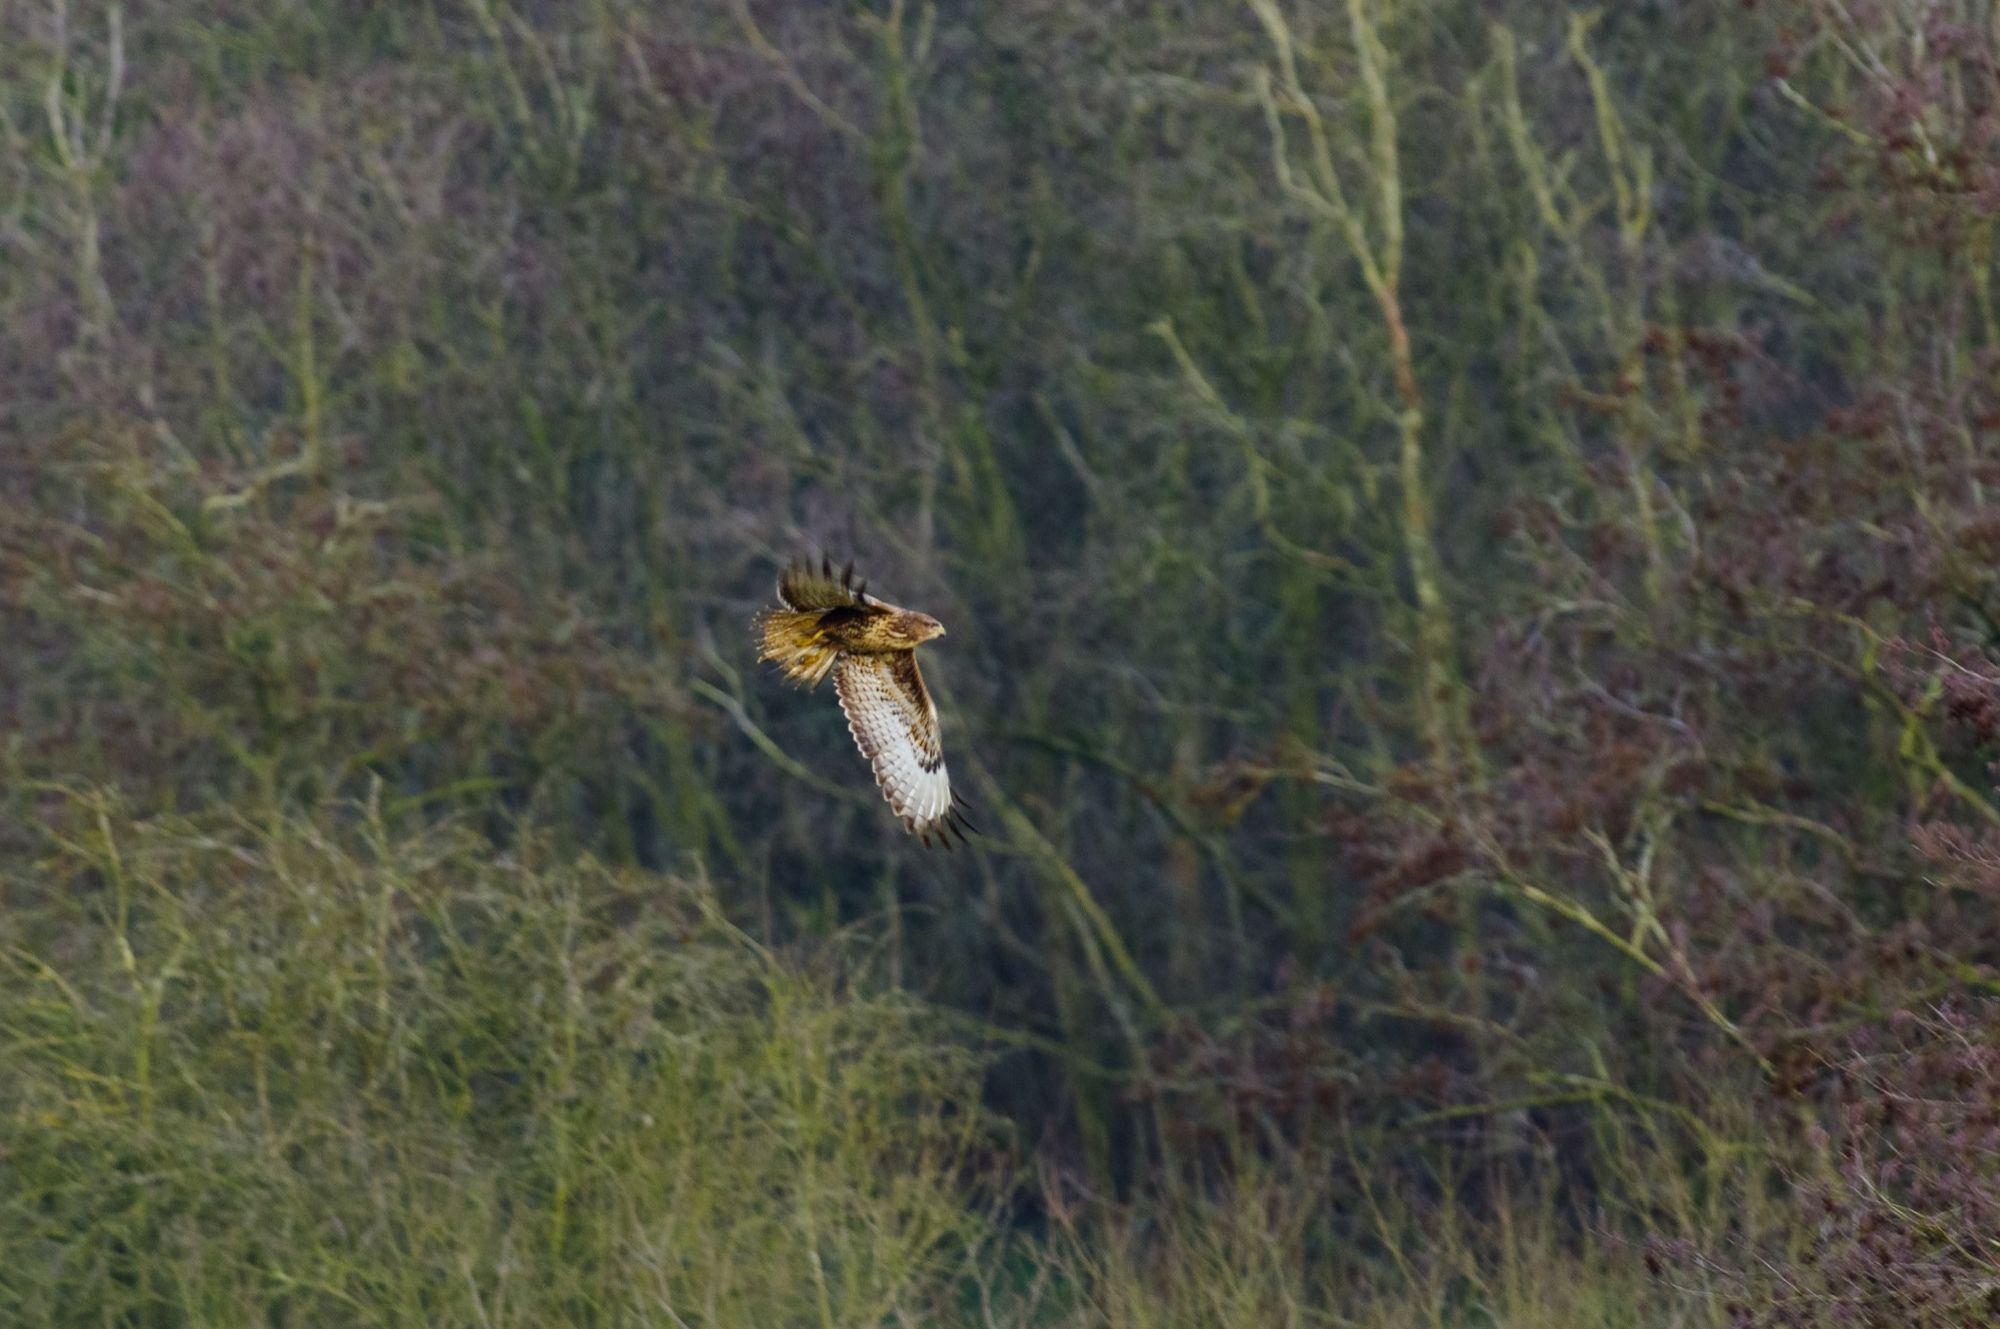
753,557,975,845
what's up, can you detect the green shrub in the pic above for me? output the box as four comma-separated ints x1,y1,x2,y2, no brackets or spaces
2,796,993,1327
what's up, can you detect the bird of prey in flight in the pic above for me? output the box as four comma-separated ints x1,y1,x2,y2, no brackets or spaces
755,558,974,846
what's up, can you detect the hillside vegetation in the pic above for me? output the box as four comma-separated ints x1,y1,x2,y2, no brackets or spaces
6,1,2000,1324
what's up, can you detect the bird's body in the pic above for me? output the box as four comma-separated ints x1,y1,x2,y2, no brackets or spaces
754,558,974,845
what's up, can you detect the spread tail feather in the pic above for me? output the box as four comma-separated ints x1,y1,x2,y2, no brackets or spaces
755,609,841,687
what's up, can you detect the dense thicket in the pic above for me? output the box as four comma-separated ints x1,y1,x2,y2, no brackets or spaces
6,0,2000,1323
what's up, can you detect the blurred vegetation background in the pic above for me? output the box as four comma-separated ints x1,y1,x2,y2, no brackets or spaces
6,0,2000,1323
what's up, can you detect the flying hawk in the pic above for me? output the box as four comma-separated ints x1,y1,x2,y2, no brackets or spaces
754,557,975,845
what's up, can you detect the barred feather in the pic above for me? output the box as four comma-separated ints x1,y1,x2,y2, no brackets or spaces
835,654,955,840
754,608,842,687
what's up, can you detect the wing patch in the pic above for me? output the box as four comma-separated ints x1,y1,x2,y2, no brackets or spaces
833,653,973,845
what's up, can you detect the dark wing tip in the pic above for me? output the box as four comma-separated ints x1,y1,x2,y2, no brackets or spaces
948,791,979,836
778,555,872,610
925,799,977,847
904,800,976,849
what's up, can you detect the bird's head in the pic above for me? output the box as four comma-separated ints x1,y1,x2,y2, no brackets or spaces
893,611,947,645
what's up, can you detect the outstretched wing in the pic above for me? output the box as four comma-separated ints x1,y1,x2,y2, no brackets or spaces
833,652,973,845
778,556,874,611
